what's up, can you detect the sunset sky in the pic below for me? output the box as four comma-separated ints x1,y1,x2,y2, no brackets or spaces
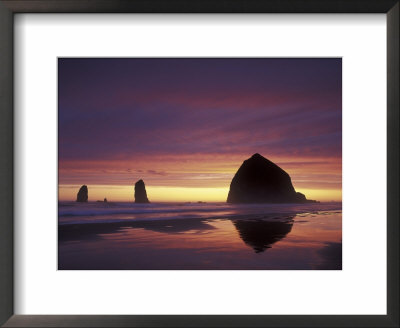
58,58,342,202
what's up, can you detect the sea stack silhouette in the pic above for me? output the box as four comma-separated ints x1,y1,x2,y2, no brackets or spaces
227,153,316,204
135,179,150,203
76,185,88,202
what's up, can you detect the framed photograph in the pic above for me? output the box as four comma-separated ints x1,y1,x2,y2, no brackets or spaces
57,57,342,271
0,0,398,327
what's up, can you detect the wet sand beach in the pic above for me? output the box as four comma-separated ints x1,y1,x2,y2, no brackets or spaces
58,202,341,270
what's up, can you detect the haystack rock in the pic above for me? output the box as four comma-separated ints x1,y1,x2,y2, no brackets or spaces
227,153,316,204
76,185,88,202
135,179,150,203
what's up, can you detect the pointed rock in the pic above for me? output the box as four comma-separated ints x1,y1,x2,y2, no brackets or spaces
227,153,316,203
76,185,88,202
135,179,150,203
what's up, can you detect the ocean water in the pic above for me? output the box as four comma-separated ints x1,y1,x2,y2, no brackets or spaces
58,201,342,270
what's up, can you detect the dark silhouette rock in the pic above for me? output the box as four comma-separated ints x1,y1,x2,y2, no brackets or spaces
135,179,150,203
76,185,88,202
295,192,306,202
233,219,293,253
227,153,316,203
104,198,107,203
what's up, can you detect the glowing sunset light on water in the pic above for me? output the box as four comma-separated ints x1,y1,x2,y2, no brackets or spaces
58,58,341,202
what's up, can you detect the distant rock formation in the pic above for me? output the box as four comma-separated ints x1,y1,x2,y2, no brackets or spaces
76,185,88,202
227,153,316,203
134,179,150,203
104,198,107,203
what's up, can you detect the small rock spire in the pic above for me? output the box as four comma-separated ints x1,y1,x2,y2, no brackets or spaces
134,179,150,203
76,185,88,202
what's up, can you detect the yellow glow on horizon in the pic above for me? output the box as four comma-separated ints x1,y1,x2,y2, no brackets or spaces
59,184,341,203
58,185,230,202
295,188,342,202
147,186,230,202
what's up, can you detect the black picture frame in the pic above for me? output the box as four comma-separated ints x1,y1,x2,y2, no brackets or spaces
0,1,398,327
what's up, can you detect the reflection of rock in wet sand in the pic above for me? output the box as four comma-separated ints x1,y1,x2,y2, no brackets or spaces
59,218,215,242
233,218,293,253
130,219,215,233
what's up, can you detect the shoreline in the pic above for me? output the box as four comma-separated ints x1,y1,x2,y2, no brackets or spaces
58,210,342,270
58,209,341,241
